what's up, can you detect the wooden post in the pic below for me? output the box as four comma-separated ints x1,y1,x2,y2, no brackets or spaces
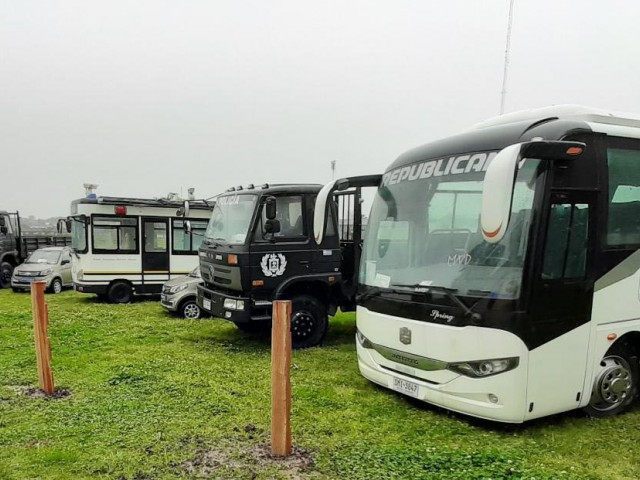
271,300,292,456
31,281,55,394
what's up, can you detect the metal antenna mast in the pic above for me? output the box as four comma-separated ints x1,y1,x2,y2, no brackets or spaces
500,0,515,115
331,160,336,180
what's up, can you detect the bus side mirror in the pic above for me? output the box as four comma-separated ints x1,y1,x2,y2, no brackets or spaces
184,220,192,234
177,201,191,217
481,140,585,243
265,196,277,220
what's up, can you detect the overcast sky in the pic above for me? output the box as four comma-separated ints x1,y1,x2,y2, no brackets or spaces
2,0,640,217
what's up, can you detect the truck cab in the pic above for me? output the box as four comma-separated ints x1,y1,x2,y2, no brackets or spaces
0,211,19,288
197,181,377,348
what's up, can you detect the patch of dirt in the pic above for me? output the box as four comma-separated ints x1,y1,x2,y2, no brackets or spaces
7,385,72,399
180,441,316,479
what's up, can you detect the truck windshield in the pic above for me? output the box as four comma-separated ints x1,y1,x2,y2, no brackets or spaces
205,194,258,245
361,157,541,299
26,250,61,265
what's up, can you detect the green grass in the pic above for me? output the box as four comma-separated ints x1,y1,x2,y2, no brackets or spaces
0,290,639,479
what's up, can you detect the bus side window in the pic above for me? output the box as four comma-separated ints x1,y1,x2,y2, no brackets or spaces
542,203,589,280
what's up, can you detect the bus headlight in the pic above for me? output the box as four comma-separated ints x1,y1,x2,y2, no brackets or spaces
448,357,519,378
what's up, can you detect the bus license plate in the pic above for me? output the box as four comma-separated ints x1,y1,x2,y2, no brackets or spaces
392,377,420,398
203,299,211,311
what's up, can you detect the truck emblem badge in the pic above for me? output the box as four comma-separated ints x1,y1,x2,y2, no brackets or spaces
208,265,215,278
399,327,412,345
260,253,287,277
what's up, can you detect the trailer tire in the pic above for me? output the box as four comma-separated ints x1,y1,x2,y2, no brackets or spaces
107,281,133,304
0,262,13,289
584,342,639,418
290,295,328,349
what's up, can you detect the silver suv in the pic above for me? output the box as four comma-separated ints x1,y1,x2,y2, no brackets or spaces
11,247,73,294
161,267,204,319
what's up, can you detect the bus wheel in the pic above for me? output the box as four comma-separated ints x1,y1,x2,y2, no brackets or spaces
180,300,201,319
585,343,639,417
0,262,13,289
290,295,328,349
108,281,133,304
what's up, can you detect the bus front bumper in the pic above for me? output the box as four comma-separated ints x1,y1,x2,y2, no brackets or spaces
73,282,108,295
356,338,528,423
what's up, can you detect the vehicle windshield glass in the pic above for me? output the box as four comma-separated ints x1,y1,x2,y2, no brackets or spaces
205,194,258,245
71,216,87,252
361,154,542,299
26,250,61,265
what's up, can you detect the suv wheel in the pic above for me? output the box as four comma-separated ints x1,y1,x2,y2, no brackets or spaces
180,299,202,319
50,278,63,294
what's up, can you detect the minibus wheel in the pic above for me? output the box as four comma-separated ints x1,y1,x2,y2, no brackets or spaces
290,295,328,349
107,281,133,304
585,342,639,417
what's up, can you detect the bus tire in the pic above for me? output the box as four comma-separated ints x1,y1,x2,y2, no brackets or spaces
290,295,328,349
179,299,202,319
584,342,639,418
107,281,133,304
0,262,13,289
49,278,63,294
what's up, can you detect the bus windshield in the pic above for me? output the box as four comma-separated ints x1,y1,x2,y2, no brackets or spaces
361,157,542,299
205,194,258,245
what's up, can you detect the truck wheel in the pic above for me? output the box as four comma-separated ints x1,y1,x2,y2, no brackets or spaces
584,342,639,418
0,262,13,289
49,278,63,294
107,281,133,304
290,295,328,349
179,299,202,319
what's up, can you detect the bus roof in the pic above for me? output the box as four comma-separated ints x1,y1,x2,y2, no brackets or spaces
220,184,323,196
388,104,640,172
71,196,212,210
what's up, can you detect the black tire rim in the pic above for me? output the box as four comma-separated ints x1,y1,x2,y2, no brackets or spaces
112,284,130,302
292,311,315,340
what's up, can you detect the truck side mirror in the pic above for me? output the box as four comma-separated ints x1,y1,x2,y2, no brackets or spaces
481,140,585,243
265,196,277,220
264,219,281,235
66,219,72,233
0,217,5,227
0,226,6,235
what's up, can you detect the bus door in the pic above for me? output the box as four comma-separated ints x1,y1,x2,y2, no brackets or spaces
142,217,170,289
525,190,596,419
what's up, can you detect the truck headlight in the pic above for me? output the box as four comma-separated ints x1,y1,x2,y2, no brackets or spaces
223,299,245,310
448,357,519,378
170,284,188,294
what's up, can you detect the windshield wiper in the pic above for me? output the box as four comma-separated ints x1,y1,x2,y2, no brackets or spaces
391,283,482,324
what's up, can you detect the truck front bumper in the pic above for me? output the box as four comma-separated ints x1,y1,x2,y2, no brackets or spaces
197,284,254,323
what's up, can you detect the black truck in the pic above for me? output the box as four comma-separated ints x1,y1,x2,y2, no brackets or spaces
196,178,379,348
0,211,71,288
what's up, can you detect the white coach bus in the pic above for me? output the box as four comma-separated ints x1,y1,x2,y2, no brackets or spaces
315,105,640,423
65,196,212,303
